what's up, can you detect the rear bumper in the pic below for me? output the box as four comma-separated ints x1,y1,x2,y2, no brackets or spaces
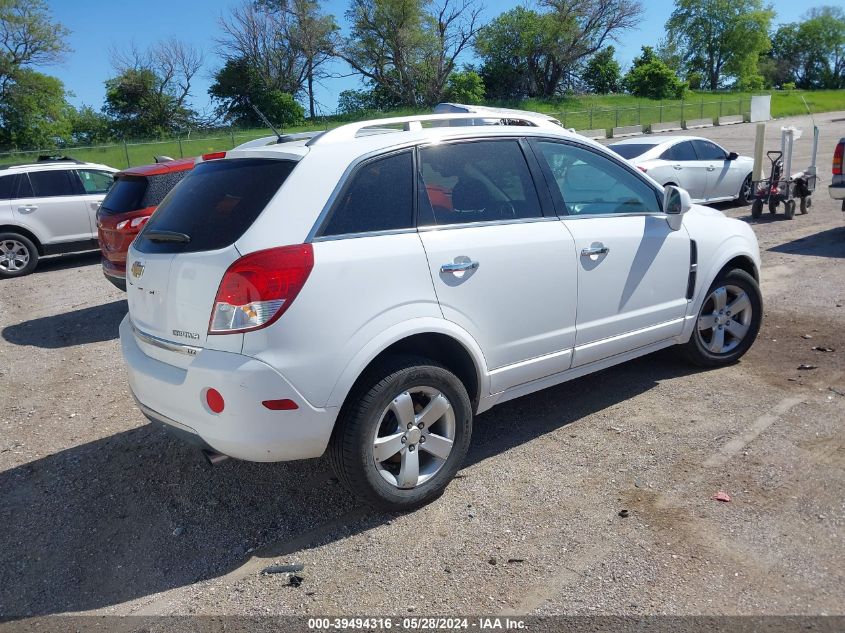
829,184,845,201
119,315,339,462
102,261,127,291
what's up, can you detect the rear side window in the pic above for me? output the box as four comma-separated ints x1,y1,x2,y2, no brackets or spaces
29,170,78,197
0,174,14,200
100,170,190,215
609,144,657,159
661,141,697,161
76,169,114,194
417,140,542,226
320,151,413,236
692,140,726,161
135,158,296,254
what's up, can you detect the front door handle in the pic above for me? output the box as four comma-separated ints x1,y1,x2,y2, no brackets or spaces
581,245,609,258
672,164,682,170
17,205,37,213
440,260,479,274
706,165,716,171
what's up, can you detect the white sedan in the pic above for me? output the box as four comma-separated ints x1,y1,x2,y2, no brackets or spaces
608,136,754,205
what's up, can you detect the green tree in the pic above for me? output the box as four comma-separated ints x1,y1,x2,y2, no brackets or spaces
583,46,621,94
770,7,845,89
219,0,338,118
0,69,71,149
0,0,70,98
209,57,304,127
443,68,485,103
104,40,203,138
68,105,112,145
339,0,483,107
623,46,687,99
476,1,643,100
666,0,774,90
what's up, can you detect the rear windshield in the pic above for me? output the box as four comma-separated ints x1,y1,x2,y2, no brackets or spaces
134,158,296,254
100,171,190,215
608,144,658,159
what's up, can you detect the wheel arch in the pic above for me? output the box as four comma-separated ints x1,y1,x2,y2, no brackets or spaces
0,224,44,255
718,254,759,282
328,324,488,414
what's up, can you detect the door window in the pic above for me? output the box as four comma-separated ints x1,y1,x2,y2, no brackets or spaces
691,140,726,161
76,169,114,194
536,141,661,215
0,174,14,200
320,151,413,237
28,170,78,197
417,140,542,226
660,141,698,161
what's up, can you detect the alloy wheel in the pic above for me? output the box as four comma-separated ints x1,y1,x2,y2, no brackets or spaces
372,386,456,489
696,284,753,354
0,239,30,273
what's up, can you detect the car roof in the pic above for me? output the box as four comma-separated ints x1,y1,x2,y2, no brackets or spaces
117,157,196,178
609,135,708,146
0,160,116,173
223,113,588,165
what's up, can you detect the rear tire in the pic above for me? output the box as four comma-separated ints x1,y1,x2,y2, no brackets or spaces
768,199,778,214
751,199,763,219
330,355,472,511
0,232,38,278
679,269,762,367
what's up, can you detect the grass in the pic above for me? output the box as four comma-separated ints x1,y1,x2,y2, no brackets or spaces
2,89,843,170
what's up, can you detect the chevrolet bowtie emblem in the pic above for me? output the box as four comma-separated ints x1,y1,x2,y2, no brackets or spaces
131,260,145,279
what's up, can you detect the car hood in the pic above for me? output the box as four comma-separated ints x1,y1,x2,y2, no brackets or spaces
688,203,726,218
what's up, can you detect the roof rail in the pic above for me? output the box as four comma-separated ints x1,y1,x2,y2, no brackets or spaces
308,112,556,146
234,131,324,150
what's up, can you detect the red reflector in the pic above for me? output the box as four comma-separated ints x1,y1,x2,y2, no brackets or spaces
262,399,299,411
833,142,844,176
637,166,648,173
206,388,225,413
202,151,226,161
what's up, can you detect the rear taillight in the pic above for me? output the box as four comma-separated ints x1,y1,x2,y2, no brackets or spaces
833,142,844,176
209,244,314,334
116,215,151,231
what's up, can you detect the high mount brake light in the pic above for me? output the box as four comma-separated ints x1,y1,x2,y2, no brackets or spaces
209,244,314,334
202,151,226,161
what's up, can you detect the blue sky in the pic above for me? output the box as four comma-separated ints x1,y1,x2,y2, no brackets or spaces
42,0,811,116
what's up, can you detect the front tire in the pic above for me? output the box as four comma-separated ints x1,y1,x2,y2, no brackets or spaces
330,355,472,511
0,233,38,278
751,199,763,219
736,174,753,205
784,199,796,220
680,269,762,367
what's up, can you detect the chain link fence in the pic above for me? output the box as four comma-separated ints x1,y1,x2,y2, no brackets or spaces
0,97,752,169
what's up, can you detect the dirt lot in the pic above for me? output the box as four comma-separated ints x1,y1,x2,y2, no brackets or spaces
1,112,843,621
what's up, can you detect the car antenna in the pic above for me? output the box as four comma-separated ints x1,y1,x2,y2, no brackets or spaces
248,99,283,144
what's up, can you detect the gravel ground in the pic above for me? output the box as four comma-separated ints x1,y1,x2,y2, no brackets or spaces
1,112,843,621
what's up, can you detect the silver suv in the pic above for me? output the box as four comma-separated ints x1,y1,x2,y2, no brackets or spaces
0,157,117,277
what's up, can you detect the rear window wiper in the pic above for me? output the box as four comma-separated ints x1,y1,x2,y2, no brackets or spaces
144,230,191,243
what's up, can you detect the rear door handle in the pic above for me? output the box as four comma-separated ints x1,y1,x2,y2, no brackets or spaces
17,205,37,213
581,245,609,257
440,260,479,274
706,165,716,171
672,164,682,170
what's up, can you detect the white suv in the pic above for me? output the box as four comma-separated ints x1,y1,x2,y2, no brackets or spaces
0,157,117,277
120,113,762,510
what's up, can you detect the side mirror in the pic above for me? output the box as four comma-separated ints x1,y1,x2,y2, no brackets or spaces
664,185,691,231
727,151,738,160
